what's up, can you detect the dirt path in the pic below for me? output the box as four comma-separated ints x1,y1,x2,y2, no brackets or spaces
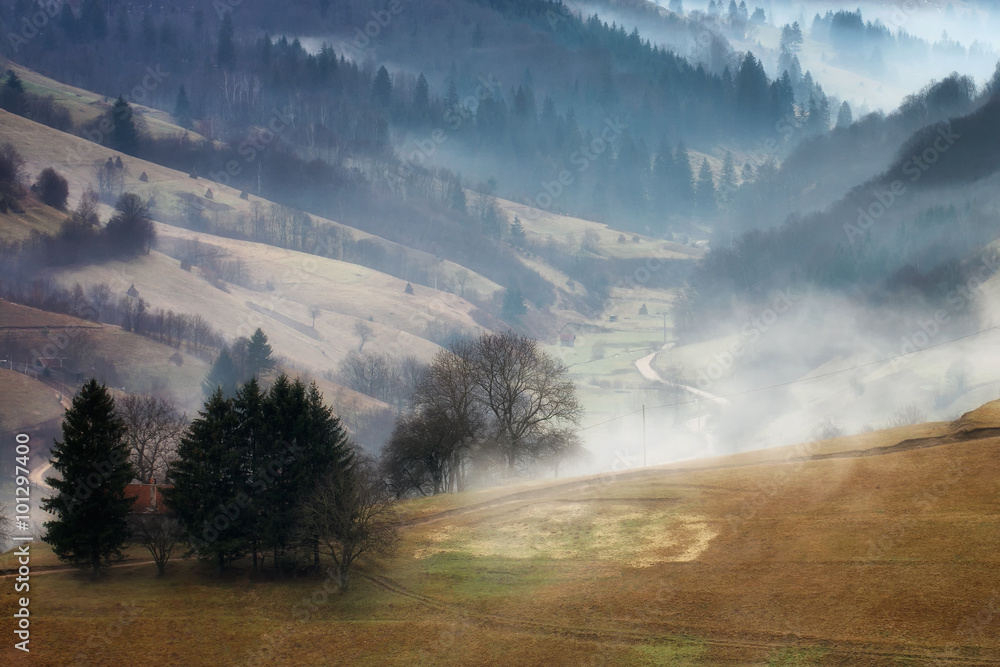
358,571,1000,664
635,343,730,407
0,559,157,577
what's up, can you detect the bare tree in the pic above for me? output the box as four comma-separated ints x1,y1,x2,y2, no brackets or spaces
337,351,399,403
309,305,321,328
811,417,844,441
469,331,582,470
454,269,469,298
128,513,184,576
532,428,587,478
116,395,185,483
888,402,926,428
354,321,374,351
63,331,94,374
88,282,112,322
295,460,398,592
71,189,101,227
94,158,124,202
382,406,468,496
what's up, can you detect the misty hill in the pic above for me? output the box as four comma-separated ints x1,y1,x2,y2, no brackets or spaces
682,82,1000,339
0,0,843,236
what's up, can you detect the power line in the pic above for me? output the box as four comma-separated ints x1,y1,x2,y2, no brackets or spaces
577,322,1000,432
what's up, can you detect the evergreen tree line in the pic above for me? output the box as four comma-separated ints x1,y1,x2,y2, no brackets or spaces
42,374,392,588
168,374,354,574
0,0,837,234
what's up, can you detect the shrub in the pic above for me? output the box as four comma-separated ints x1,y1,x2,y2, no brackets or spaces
36,167,69,209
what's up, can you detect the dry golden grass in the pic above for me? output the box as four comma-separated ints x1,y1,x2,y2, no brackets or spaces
4,410,999,665
496,197,702,261
0,106,501,302
0,369,64,431
0,201,66,242
4,61,214,145
0,300,210,413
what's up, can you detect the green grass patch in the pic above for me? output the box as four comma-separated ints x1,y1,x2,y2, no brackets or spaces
766,646,830,666
632,637,708,665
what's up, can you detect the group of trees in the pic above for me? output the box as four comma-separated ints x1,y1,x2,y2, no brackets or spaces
680,73,999,341
0,136,156,264
336,350,426,409
42,373,396,590
202,328,276,398
169,374,394,589
0,69,72,131
382,331,583,497
0,0,841,283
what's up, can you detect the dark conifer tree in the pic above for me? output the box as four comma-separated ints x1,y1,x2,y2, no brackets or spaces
413,73,430,120
203,348,240,398
244,328,274,379
81,0,108,41
109,97,140,156
173,85,193,128
694,158,717,212
216,13,236,70
42,380,136,577
166,390,247,571
372,66,392,109
1,70,25,115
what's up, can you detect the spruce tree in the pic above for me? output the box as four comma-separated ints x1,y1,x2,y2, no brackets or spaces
719,150,737,203
259,375,311,570
173,85,193,128
413,73,430,119
372,65,392,108
502,287,527,321
836,100,853,129
166,389,247,571
203,348,239,398
42,380,136,577
245,328,274,379
509,216,526,246
695,158,717,212
233,378,268,572
672,143,695,211
109,97,140,156
216,13,236,70
1,70,25,115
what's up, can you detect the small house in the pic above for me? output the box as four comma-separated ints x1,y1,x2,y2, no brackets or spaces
125,479,174,515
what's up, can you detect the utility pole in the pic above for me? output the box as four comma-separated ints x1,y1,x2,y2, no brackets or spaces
642,404,647,467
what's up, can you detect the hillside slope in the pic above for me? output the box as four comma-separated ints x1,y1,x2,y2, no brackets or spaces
5,406,1000,665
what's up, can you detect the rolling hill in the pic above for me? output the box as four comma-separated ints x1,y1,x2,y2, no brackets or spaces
3,404,999,665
